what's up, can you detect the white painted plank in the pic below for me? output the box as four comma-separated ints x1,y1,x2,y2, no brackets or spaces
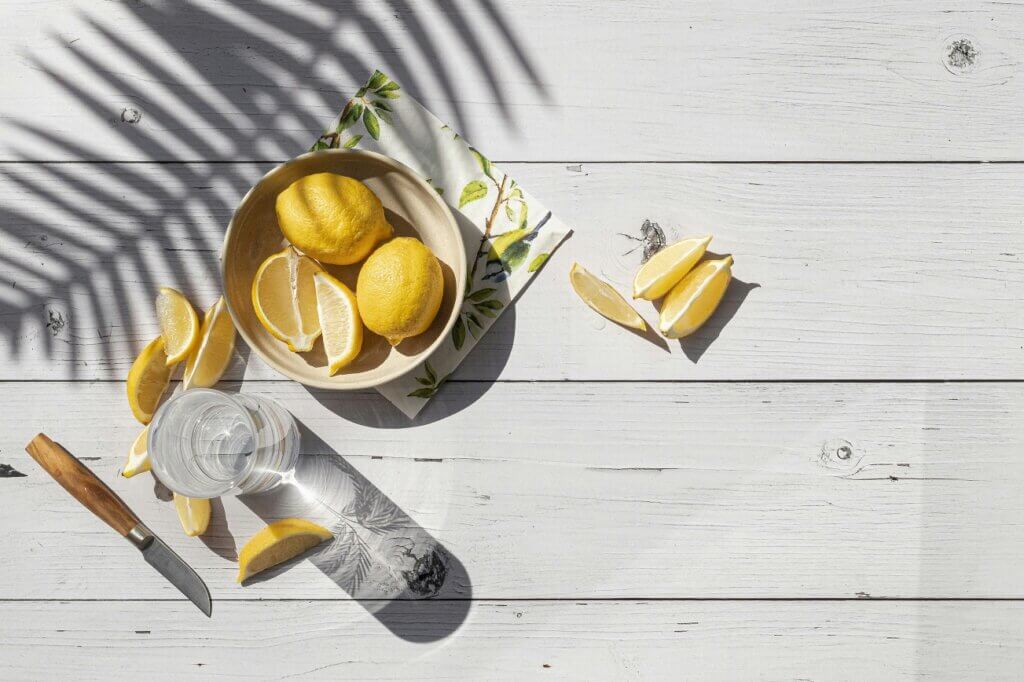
2,162,1022,380
3,381,1023,600
1,600,1021,681
1,1,1022,161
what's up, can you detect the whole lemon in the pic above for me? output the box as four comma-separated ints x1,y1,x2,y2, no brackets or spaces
357,237,444,346
276,173,393,265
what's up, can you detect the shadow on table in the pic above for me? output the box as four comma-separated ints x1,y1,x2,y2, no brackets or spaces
240,419,472,643
678,277,760,363
308,285,516,427
0,0,546,377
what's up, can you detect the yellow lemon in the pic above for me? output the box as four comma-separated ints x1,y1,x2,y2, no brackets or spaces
251,247,323,352
126,336,173,424
122,426,151,478
569,262,646,332
357,237,444,346
183,297,236,389
155,287,200,365
237,519,333,583
276,173,393,265
313,272,363,375
658,256,733,339
173,493,211,537
633,235,711,300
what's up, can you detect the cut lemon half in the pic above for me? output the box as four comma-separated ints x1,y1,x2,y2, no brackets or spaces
173,493,211,537
658,256,733,339
569,262,646,332
156,287,200,365
252,247,323,352
237,519,333,583
313,272,363,375
633,235,711,300
127,336,173,424
183,297,236,389
122,426,151,478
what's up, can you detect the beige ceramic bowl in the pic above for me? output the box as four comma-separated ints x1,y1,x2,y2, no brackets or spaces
221,149,465,390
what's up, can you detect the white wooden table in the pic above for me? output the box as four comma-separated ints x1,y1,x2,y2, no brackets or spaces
3,1,1024,679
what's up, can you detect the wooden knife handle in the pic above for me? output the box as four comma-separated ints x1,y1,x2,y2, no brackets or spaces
26,433,141,537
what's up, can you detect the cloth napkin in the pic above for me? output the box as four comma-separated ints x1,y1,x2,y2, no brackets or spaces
311,69,571,418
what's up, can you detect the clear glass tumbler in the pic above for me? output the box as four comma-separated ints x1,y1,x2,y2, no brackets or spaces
148,388,300,498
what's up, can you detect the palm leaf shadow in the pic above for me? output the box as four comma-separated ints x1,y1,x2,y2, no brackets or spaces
0,0,546,372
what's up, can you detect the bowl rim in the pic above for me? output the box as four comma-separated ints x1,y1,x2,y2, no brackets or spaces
221,148,467,391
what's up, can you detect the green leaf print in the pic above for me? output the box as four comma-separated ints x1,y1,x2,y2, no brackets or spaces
407,388,435,399
424,361,437,384
363,109,381,140
517,201,528,230
459,180,488,208
501,240,531,272
505,203,515,222
528,252,550,272
470,148,493,180
377,81,401,95
366,70,388,91
343,134,362,149
340,102,363,130
475,300,504,311
452,316,466,350
373,99,393,112
467,287,496,302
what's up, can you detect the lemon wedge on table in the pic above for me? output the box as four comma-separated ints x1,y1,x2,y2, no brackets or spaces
155,287,200,365
569,262,646,332
313,272,363,375
237,519,333,583
183,297,236,389
251,247,324,352
122,426,151,478
126,336,173,424
659,256,733,339
173,493,211,537
633,235,711,301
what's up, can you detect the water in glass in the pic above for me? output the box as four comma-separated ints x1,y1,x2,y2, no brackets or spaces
149,388,299,498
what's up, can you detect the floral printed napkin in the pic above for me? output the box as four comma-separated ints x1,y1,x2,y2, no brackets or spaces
310,69,571,418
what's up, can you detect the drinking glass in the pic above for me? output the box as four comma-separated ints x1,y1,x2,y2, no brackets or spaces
148,388,300,498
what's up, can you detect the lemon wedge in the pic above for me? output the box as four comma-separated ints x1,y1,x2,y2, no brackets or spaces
633,235,711,300
122,426,151,478
569,262,646,332
237,519,333,583
658,256,733,339
126,336,173,424
173,493,211,537
251,247,323,352
183,297,236,389
313,272,363,374
156,287,200,365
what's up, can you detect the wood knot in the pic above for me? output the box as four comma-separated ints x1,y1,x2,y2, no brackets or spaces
818,438,861,471
120,107,142,124
943,36,977,75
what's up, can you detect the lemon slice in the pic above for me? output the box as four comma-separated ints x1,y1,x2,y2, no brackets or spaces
569,262,646,332
173,493,211,537
658,256,733,339
122,426,151,478
313,272,363,375
633,235,711,300
251,247,323,352
126,336,173,424
156,287,200,365
183,297,236,389
237,519,333,583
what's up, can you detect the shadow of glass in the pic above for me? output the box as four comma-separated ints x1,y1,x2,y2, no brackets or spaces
239,419,472,642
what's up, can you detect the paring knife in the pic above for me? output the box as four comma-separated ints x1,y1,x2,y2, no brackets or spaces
25,433,212,617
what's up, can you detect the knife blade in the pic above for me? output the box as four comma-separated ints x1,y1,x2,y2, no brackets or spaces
25,433,212,616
